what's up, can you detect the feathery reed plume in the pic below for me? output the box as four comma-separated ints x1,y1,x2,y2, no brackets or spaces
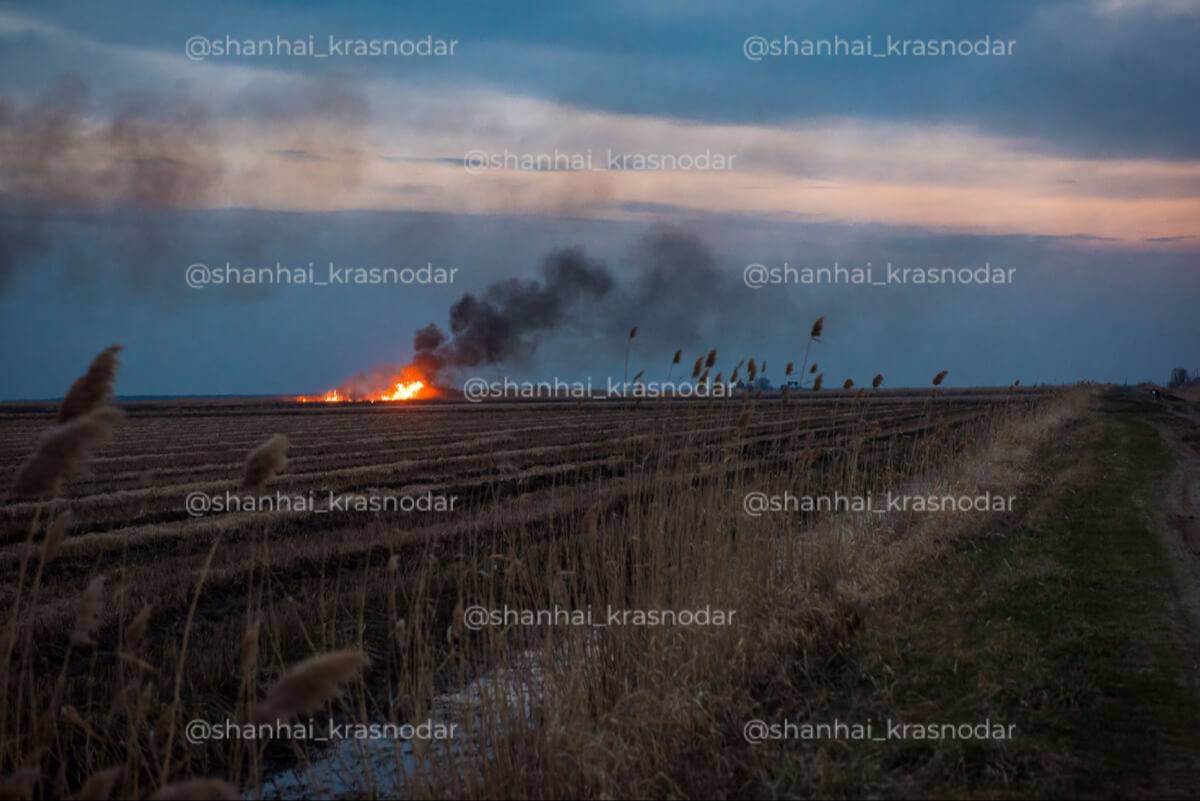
252,649,369,723
691,357,703,379
72,767,120,796
1013,379,1020,387
714,371,723,384
12,407,123,499
71,575,105,647
41,509,73,565
149,779,238,800
786,362,794,376
623,326,638,384
842,378,854,390
698,369,709,385
0,770,37,801
73,766,121,800
761,361,767,374
124,604,152,654
810,363,818,374
747,359,758,383
872,373,883,388
812,373,824,392
240,434,289,491
632,369,645,384
705,349,717,369
672,349,682,365
729,367,739,384
798,316,824,386
932,370,949,386
59,345,122,423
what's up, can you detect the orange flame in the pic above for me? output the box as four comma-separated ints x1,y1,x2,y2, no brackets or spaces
379,380,425,401
297,369,434,404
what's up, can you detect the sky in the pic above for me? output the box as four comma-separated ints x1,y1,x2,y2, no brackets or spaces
1,0,1198,399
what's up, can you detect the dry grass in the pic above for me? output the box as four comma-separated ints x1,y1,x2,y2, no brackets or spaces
0,338,1068,798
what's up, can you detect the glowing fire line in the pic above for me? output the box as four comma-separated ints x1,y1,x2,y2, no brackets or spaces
297,377,430,404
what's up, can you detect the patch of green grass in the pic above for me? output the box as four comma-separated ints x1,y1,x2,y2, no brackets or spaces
772,400,1200,799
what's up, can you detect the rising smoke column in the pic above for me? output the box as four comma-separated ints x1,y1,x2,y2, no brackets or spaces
410,246,613,383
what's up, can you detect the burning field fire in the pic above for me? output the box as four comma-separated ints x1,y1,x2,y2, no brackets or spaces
297,369,434,403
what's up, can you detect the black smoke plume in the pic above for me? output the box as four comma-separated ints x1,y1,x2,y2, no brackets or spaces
411,246,613,382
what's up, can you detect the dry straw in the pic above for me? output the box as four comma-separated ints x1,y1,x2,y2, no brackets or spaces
240,434,289,491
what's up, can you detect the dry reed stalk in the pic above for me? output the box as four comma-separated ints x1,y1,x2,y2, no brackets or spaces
251,650,369,724
12,407,123,499
872,374,883,388
812,373,824,392
40,510,73,566
798,316,824,387
843,379,854,390
70,576,105,647
58,346,122,423
123,604,152,654
240,434,289,491
705,349,717,369
240,620,260,679
691,357,703,379
933,370,949,386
